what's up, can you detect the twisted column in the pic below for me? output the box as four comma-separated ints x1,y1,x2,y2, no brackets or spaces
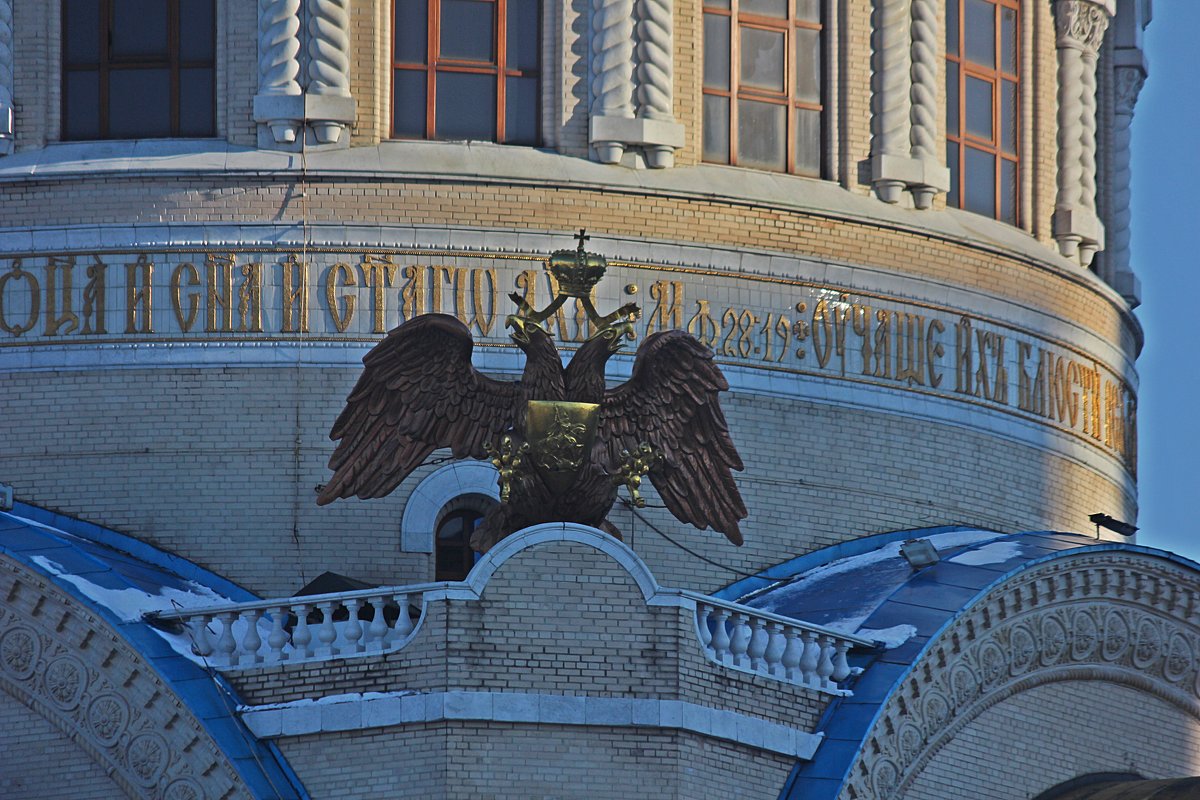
907,0,941,207
255,0,303,143
1107,63,1145,303
590,0,636,163
306,0,354,143
0,0,12,155
870,0,912,203
633,0,680,167
1052,0,1111,266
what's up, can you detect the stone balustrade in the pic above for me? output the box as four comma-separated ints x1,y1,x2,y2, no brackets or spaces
690,595,875,693
154,585,431,668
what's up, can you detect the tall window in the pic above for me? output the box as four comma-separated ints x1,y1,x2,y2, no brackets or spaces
62,0,216,140
435,508,484,581
392,0,540,144
702,0,822,176
946,0,1019,223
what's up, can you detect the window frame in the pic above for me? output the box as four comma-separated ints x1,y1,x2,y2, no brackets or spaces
945,0,1020,223
390,0,542,144
60,0,217,140
434,507,485,581
701,0,824,177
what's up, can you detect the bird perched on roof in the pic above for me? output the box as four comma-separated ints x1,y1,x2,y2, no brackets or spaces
317,233,747,553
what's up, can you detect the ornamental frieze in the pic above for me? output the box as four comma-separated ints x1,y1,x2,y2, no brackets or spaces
0,557,249,800
843,553,1200,800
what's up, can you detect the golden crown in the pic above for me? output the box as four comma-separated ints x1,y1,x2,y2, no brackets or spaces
548,229,608,297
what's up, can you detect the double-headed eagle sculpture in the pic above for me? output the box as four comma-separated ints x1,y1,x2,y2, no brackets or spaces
317,232,747,553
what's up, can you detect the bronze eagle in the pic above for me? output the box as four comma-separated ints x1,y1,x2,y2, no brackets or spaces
317,245,747,553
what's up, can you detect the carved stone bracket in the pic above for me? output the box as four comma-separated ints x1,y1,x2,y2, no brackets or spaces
254,0,356,150
1052,0,1113,267
0,0,13,156
840,551,1200,799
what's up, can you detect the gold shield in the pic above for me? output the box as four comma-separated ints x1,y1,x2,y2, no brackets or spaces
525,401,599,494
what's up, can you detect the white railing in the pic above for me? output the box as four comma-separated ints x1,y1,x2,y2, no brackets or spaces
688,594,877,694
152,586,433,669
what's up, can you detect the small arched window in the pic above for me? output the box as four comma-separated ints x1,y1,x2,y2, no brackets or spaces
435,507,485,581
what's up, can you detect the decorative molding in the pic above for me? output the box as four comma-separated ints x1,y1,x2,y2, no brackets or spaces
401,461,501,553
0,0,13,155
589,0,637,163
0,557,253,799
840,552,1200,800
240,689,827,759
1052,0,1112,267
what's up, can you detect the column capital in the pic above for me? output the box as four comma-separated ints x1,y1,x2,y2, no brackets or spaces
1054,0,1113,53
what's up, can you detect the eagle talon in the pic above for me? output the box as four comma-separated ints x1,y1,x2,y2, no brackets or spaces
613,443,659,508
486,435,530,503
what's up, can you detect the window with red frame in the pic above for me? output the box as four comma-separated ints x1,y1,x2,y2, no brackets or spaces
702,0,823,177
946,0,1019,223
392,0,540,145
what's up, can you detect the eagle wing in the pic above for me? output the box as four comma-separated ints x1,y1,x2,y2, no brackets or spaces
597,330,747,544
317,314,519,504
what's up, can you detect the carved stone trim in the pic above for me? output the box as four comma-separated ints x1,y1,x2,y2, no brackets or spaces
840,552,1200,799
0,556,254,800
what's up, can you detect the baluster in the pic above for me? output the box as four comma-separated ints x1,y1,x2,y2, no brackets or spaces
831,638,852,683
747,617,769,673
781,626,803,682
711,608,731,663
729,612,751,668
393,593,414,640
188,615,214,657
240,609,264,665
216,612,237,667
267,606,288,663
367,598,388,651
343,598,364,654
317,601,337,656
817,634,836,689
292,603,313,658
696,605,713,650
799,629,821,687
764,622,787,678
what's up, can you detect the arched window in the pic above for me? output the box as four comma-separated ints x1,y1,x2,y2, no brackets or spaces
946,0,1019,223
702,0,823,176
392,0,540,144
435,507,485,581
61,0,216,140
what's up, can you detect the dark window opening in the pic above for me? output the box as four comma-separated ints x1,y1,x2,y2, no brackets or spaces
435,508,485,581
62,0,216,140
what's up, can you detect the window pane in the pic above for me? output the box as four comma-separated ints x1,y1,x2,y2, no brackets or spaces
793,106,820,177
946,0,959,56
507,0,540,71
179,68,214,136
946,60,960,134
505,76,538,145
737,99,785,171
742,0,786,18
393,69,427,137
946,143,960,207
436,71,496,140
441,0,495,61
394,0,429,63
963,0,995,68
109,69,171,138
112,0,169,59
740,27,785,92
703,94,730,163
705,0,730,10
1000,157,1017,224
964,146,995,217
703,14,730,90
1001,6,1017,75
965,75,993,140
179,0,215,62
795,0,820,22
64,70,101,139
64,0,101,64
1001,79,1016,154
794,27,820,105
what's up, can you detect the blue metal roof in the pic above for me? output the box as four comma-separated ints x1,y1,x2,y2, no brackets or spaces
726,529,1200,800
0,501,308,800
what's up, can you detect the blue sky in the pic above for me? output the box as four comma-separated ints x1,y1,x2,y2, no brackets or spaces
1130,3,1200,560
